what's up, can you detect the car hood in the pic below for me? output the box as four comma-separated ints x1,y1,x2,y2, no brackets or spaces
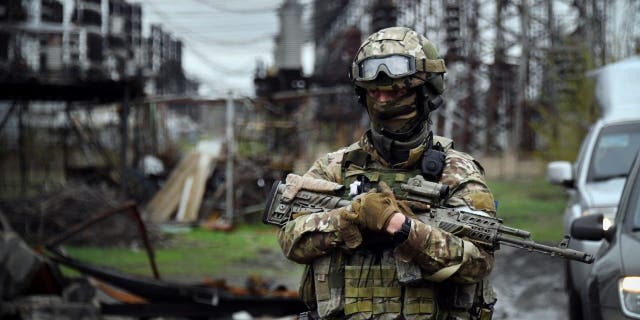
620,232,640,275
583,178,626,207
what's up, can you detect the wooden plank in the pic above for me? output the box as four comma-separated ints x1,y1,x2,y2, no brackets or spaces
145,151,200,223
175,176,194,222
181,155,216,222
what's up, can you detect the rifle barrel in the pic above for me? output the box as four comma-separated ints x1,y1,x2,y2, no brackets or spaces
497,234,594,264
497,225,531,238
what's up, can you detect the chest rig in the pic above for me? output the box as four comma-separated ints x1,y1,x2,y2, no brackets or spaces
341,134,450,200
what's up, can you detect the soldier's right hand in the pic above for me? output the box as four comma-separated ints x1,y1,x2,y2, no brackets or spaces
397,200,428,218
340,181,401,233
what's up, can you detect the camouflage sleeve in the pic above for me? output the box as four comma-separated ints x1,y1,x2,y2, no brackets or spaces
277,208,360,264
394,219,494,284
441,150,496,216
277,147,360,264
391,150,495,283
304,156,336,181
303,146,357,183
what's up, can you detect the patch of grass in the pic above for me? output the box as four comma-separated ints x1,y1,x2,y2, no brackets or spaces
487,177,568,242
64,224,282,279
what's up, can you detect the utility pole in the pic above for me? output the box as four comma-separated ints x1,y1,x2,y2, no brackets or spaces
514,0,530,160
18,102,27,196
225,91,235,223
120,85,130,199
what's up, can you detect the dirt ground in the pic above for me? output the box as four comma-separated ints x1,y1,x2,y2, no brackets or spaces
233,244,569,319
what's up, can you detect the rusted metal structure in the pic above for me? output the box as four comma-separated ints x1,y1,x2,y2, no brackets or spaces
0,0,192,200
307,0,638,156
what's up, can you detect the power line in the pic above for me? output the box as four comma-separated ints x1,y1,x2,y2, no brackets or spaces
144,2,254,75
175,33,275,46
192,0,280,14
159,24,278,32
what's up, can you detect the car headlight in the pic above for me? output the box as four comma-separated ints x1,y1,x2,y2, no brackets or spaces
619,277,640,318
582,207,617,231
602,216,614,231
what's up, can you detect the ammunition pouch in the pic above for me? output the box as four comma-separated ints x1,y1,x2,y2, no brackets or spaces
343,250,406,319
477,278,497,320
439,278,496,320
311,252,345,318
299,264,316,311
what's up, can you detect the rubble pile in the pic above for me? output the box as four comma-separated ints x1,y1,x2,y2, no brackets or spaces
0,184,160,247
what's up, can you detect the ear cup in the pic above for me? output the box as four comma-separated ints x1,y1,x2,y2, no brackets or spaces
417,86,437,115
423,73,445,95
428,96,444,111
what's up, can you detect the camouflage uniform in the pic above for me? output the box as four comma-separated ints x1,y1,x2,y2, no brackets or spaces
277,26,497,319
277,132,497,319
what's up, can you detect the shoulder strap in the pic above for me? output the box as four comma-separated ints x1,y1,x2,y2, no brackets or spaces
433,135,454,152
342,149,370,169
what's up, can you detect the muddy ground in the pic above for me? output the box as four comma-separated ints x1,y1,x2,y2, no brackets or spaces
490,245,568,320
230,244,569,319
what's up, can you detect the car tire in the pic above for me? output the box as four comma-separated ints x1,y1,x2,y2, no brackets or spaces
565,262,584,320
567,286,584,320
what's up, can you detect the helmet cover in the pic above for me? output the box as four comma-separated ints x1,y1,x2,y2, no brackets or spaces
352,27,446,92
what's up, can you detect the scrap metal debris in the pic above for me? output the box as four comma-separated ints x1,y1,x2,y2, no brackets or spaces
0,183,162,247
0,205,306,319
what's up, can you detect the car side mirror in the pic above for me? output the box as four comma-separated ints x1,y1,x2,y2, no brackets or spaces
547,161,574,188
571,214,615,242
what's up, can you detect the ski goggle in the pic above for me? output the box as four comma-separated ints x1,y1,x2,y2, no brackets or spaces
350,54,446,82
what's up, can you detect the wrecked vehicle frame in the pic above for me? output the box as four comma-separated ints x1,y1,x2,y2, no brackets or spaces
1,201,305,319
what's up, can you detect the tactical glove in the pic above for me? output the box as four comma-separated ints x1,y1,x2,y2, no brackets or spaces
341,181,401,233
331,208,362,249
397,200,429,218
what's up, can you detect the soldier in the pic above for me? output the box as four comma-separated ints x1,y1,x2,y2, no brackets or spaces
277,27,497,319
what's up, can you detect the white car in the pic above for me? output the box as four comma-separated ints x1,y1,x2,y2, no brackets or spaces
547,55,640,320
548,115,640,319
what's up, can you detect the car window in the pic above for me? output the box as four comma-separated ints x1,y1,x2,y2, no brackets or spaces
587,122,640,182
635,201,640,231
575,125,595,175
629,171,640,230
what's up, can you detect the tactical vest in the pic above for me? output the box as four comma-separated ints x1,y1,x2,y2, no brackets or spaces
300,136,496,320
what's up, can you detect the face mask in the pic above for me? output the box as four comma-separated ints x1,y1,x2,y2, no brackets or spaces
366,90,418,134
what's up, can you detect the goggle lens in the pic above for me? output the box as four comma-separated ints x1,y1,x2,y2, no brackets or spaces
360,55,414,80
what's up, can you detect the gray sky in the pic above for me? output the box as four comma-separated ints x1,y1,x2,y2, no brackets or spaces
133,0,313,98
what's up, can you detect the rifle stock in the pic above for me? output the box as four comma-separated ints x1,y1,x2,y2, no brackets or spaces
262,178,595,264
262,181,350,227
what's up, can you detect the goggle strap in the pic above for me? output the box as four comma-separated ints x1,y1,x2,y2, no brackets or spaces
417,58,446,73
350,62,358,81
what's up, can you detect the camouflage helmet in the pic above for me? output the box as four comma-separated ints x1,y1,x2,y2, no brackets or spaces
350,27,446,93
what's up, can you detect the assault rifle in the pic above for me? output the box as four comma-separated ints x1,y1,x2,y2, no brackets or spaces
262,175,594,264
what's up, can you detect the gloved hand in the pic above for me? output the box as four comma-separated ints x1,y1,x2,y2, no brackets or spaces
397,200,429,218
332,207,363,249
340,181,401,233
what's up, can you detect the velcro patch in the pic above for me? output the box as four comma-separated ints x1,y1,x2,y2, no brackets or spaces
469,192,496,212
